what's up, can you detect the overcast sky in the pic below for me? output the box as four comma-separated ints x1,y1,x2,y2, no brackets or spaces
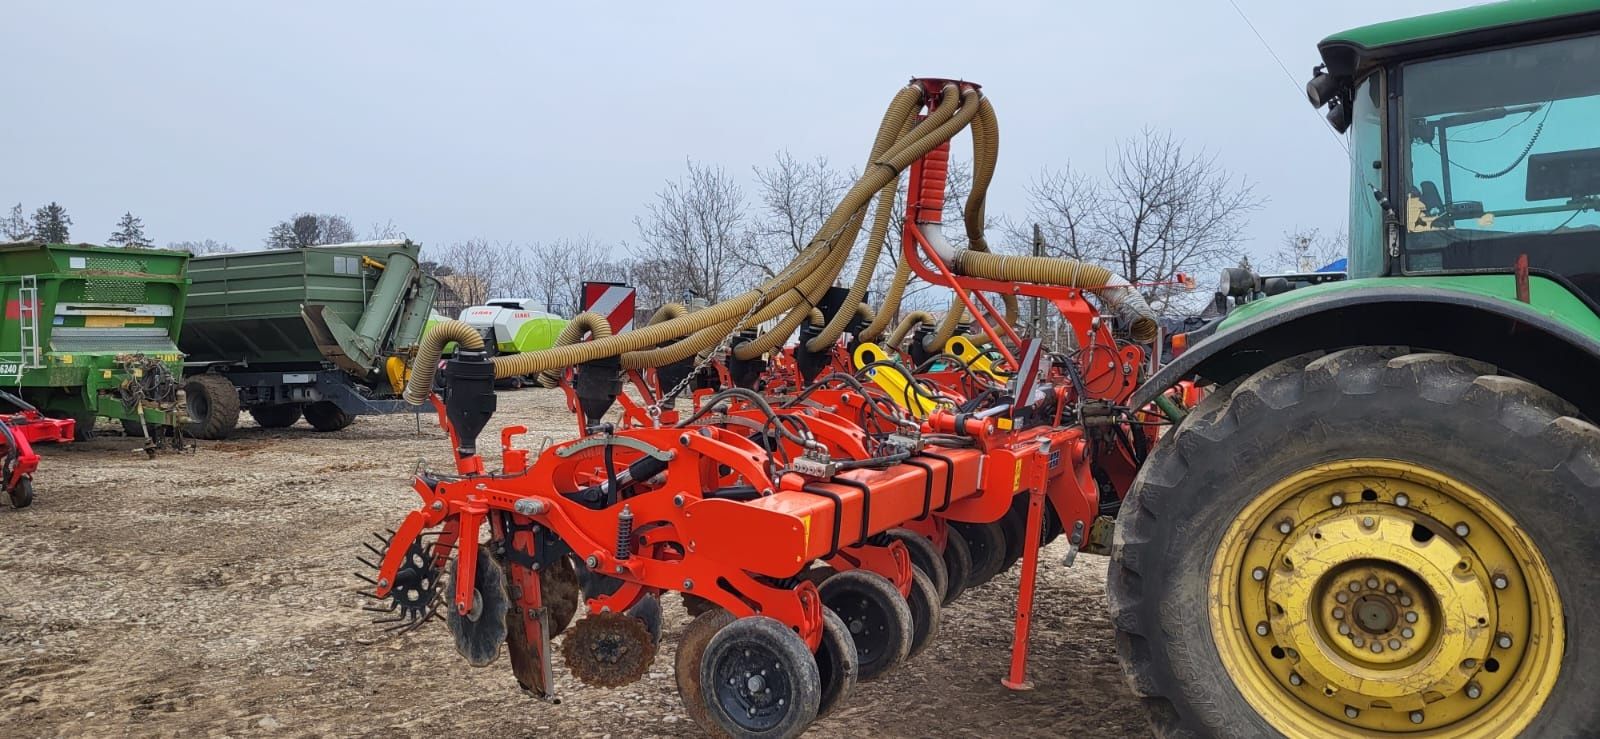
3,1,1463,265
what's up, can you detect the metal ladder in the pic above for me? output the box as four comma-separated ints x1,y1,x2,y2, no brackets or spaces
15,274,41,382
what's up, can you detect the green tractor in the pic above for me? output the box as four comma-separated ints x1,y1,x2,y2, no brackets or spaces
1115,2,1600,736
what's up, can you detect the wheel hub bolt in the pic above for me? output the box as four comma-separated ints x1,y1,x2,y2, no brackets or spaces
1370,643,1383,653
1455,522,1470,537
1467,683,1482,699
1336,592,1350,604
1365,577,1378,589
1388,639,1401,650
747,675,766,693
1394,493,1409,507
1405,611,1419,624
1497,634,1513,649
1384,583,1397,594
1331,494,1344,507
1402,627,1414,639
1400,595,1413,607
1362,516,1375,528
1353,637,1366,647
1252,567,1266,581
1332,607,1345,619
1256,622,1270,636
1492,574,1509,590
1289,673,1303,686
1349,582,1361,592
1278,521,1292,534
1410,711,1424,724
1345,706,1360,719
1338,623,1351,635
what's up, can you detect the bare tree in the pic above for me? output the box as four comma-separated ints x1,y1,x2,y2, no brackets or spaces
265,212,358,248
1012,129,1262,311
529,236,618,315
1271,227,1346,273
2,203,32,241
632,160,754,304
746,152,850,279
366,219,404,240
434,238,507,306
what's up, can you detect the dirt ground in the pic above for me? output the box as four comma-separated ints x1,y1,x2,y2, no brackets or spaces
0,388,1149,738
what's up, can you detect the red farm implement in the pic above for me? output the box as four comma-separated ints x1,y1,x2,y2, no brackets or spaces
1,389,75,508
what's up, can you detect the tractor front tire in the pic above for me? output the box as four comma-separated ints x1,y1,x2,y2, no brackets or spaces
183,374,240,440
303,401,354,432
1109,348,1600,737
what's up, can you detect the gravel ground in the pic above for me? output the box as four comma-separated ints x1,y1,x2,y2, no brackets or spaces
0,388,1148,737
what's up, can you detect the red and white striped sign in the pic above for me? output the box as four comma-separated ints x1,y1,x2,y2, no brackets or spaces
581,282,636,333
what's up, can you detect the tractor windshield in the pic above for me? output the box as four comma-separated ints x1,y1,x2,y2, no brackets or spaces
1401,32,1600,285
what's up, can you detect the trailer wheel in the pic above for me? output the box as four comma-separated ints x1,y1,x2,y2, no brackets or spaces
183,374,240,440
248,403,303,429
939,525,973,606
303,401,353,432
1109,348,1600,737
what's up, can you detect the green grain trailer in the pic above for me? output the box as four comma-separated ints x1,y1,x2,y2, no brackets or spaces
0,242,190,438
178,240,438,438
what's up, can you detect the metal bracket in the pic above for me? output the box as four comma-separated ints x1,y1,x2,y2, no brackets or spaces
553,435,675,462
1061,520,1085,567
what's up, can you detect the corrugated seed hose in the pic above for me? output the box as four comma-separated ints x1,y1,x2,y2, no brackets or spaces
887,310,936,348
536,312,614,387
403,81,1158,404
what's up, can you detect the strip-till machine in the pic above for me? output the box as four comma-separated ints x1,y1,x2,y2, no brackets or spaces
360,79,1173,738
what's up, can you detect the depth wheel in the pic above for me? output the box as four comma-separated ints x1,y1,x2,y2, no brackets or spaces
998,501,1028,574
814,608,858,720
8,476,34,509
700,616,821,739
886,528,948,603
676,607,736,736
951,521,1006,588
939,525,973,606
819,569,912,681
1110,348,1598,736
903,566,941,661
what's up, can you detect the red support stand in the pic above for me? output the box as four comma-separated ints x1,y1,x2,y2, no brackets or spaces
1002,483,1048,691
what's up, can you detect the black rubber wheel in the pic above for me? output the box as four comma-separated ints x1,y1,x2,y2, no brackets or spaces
819,569,913,681
1110,348,1600,737
121,419,177,439
50,409,96,441
998,500,1029,574
8,476,34,509
814,608,858,720
446,547,509,667
886,528,949,603
676,607,736,736
699,616,821,739
248,403,303,429
182,374,240,440
950,521,1006,588
302,401,354,432
939,525,974,607
626,593,663,644
903,566,941,662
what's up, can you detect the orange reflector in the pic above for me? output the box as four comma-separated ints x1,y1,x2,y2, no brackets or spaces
1171,332,1189,355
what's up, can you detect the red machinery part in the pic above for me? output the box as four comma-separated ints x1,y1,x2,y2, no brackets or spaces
0,402,75,508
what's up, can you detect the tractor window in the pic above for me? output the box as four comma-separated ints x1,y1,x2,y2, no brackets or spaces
1347,74,1384,278
1401,33,1600,287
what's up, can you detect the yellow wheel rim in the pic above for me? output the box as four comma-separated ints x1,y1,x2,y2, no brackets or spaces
1209,460,1563,737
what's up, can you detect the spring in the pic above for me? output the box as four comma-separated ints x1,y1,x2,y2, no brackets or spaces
615,504,634,560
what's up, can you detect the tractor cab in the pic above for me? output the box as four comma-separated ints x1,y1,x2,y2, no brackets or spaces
1310,4,1600,300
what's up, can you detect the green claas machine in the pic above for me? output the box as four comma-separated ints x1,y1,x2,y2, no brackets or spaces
1117,2,1600,736
178,240,438,438
0,242,190,439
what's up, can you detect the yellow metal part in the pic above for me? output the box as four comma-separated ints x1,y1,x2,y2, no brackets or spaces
1209,460,1563,737
385,356,410,395
85,315,154,328
851,342,939,418
361,255,387,271
943,335,1008,383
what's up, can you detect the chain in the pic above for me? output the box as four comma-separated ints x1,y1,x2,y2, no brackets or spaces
646,288,768,423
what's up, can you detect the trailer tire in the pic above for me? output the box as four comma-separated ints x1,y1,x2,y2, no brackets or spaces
248,403,303,429
1109,348,1600,737
303,401,353,432
183,374,240,440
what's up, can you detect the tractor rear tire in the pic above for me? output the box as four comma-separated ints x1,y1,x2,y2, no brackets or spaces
249,403,303,429
1109,348,1600,737
183,374,240,440
303,401,354,432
